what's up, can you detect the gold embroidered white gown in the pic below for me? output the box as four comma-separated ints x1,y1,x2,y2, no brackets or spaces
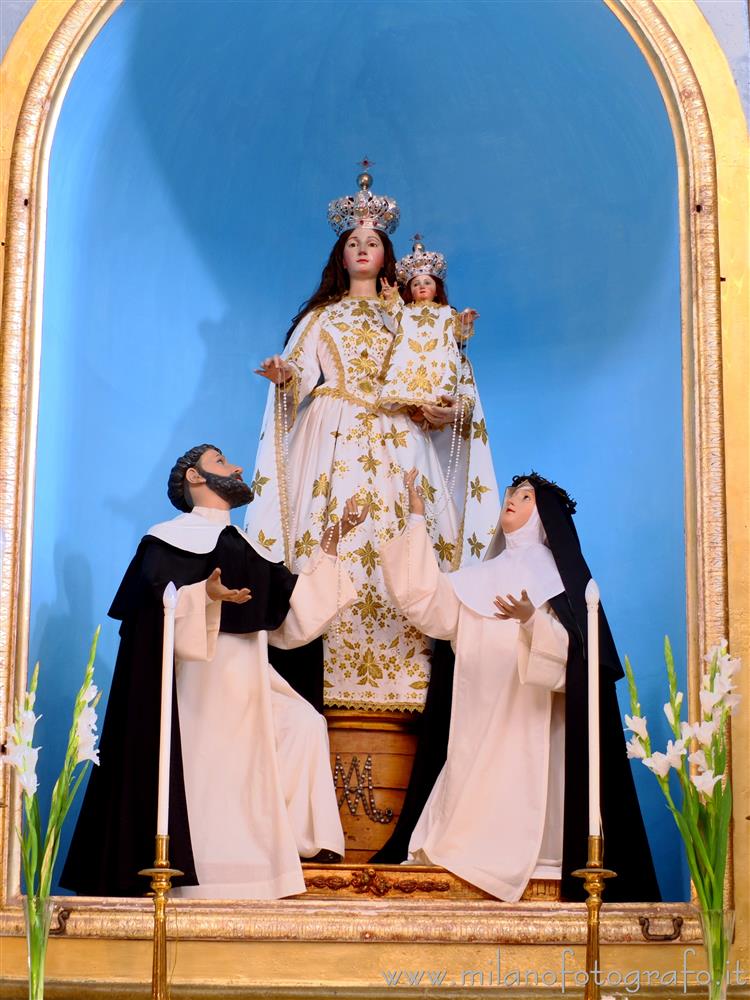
245,296,499,712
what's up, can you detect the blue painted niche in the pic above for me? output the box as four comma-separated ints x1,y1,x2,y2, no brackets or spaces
29,0,685,898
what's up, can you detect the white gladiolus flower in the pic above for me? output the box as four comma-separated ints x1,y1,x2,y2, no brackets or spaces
664,692,684,728
714,673,732,692
643,752,672,778
18,767,39,796
3,742,40,796
75,704,100,766
699,687,723,715
16,708,40,744
693,719,718,746
76,734,99,766
680,720,697,741
690,769,722,795
626,736,647,760
625,714,649,740
664,739,687,767
688,748,708,771
82,683,98,704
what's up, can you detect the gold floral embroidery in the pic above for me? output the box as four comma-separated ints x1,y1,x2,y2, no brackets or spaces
357,452,381,474
250,470,270,495
384,424,409,448
322,496,339,523
356,649,384,686
353,588,386,622
394,499,407,533
434,535,455,563
312,472,330,498
294,530,317,559
470,476,491,501
256,529,276,550
415,306,437,329
472,417,488,444
353,540,379,576
420,475,437,503
467,532,485,558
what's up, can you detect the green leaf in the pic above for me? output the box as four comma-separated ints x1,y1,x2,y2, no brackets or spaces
623,655,641,717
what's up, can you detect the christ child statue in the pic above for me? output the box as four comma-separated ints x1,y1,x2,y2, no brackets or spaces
377,235,478,422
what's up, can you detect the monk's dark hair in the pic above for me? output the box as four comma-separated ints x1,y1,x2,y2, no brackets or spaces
401,274,449,306
511,471,577,515
168,443,221,512
283,229,397,345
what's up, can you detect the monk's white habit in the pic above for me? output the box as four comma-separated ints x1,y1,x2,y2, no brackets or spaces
149,507,354,900
381,514,569,901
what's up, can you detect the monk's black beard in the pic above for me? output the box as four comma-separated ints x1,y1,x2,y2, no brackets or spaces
198,470,254,509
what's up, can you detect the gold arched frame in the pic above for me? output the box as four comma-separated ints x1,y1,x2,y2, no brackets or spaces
0,0,747,991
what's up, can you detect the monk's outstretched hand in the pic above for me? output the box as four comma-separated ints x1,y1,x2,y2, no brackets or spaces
320,497,370,555
340,496,370,536
493,590,534,624
206,567,252,604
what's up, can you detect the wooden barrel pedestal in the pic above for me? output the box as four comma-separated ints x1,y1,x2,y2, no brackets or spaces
325,707,418,864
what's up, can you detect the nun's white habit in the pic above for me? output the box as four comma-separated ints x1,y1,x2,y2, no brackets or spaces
380,509,568,901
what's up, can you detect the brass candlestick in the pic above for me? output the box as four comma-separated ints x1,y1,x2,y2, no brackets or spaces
572,835,616,1000
139,834,183,1000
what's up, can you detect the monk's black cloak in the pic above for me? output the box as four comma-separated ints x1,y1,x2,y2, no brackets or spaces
61,526,296,897
373,474,661,903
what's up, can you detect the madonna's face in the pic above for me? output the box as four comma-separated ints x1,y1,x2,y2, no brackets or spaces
342,228,385,280
501,483,536,533
410,274,437,302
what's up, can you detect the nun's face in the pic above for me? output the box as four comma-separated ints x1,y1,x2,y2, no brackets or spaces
501,484,536,533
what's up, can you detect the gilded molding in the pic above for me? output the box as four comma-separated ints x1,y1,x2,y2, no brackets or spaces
0,897,703,944
0,0,735,950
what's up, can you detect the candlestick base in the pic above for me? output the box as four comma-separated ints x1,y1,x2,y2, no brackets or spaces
139,834,183,1000
571,835,616,1000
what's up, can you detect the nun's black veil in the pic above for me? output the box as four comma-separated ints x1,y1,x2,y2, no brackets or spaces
373,473,660,902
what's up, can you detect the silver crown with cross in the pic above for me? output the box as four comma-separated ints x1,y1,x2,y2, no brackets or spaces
327,159,400,236
396,234,447,284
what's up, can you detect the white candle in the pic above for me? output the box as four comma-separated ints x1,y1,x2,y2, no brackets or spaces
156,582,178,837
585,578,601,838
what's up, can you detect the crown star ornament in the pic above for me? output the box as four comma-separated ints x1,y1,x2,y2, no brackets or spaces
327,161,400,236
396,233,448,284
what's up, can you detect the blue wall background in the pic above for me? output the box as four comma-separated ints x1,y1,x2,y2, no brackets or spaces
28,0,686,897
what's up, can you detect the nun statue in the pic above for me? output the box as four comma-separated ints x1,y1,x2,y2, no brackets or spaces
376,469,660,903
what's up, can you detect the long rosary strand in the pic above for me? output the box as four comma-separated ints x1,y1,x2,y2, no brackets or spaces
276,379,295,564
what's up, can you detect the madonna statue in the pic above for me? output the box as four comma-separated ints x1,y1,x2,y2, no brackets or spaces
245,169,499,712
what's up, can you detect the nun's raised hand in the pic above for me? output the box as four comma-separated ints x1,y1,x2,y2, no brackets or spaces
255,355,294,385
404,468,425,516
493,590,534,624
341,496,370,536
